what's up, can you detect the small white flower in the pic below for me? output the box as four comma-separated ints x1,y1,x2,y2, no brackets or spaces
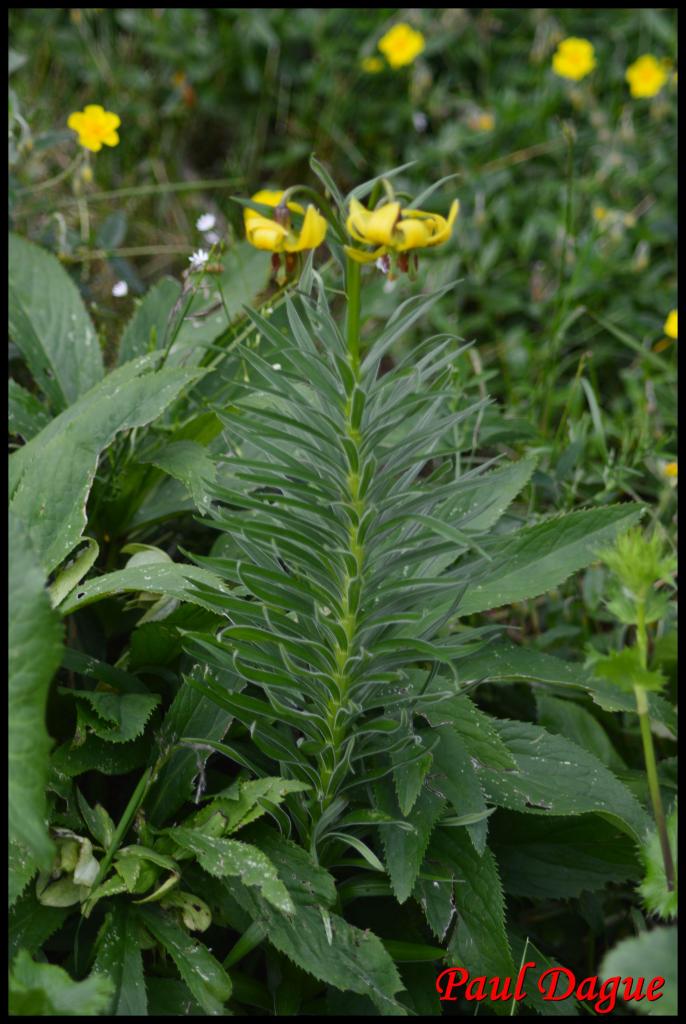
196,212,216,232
204,230,221,245
111,280,128,297
272,362,282,370
375,257,389,274
188,248,209,270
412,111,428,133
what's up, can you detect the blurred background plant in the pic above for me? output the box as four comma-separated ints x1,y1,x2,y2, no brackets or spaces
9,8,677,512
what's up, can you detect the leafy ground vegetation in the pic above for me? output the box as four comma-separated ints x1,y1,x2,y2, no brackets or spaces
9,8,677,1017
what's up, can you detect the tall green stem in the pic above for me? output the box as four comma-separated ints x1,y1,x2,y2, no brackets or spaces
634,600,675,891
317,257,364,818
346,257,362,374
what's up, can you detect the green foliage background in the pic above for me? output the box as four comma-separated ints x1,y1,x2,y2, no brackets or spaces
8,7,677,1018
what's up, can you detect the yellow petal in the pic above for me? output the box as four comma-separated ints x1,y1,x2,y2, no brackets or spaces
344,244,386,264
80,136,103,153
246,219,288,251
84,104,106,117
67,112,85,131
286,205,327,252
395,217,433,251
103,112,121,131
426,199,459,246
102,131,120,147
346,198,400,246
395,200,459,249
244,190,286,226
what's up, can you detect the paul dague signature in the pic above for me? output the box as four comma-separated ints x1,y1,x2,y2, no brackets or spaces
436,963,667,1015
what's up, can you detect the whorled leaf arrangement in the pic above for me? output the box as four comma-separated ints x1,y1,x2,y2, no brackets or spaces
185,280,500,834
175,256,646,1001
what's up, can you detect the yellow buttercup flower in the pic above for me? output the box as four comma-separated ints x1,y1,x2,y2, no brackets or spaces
345,197,459,264
551,37,596,81
361,56,384,74
664,310,678,339
662,461,678,479
67,104,120,152
626,55,669,99
378,23,425,69
243,189,327,253
593,205,608,223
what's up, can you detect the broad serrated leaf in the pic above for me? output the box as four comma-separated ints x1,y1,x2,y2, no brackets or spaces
475,720,651,841
419,691,517,771
240,826,337,908
429,726,489,853
140,440,217,512
536,693,625,770
50,734,149,778
9,516,63,869
455,641,676,733
376,776,446,904
196,777,311,835
9,232,104,409
230,884,407,1015
9,891,69,960
458,504,642,615
61,689,161,743
170,829,294,913
93,905,148,1016
9,842,38,909
392,748,433,816
413,877,455,943
448,456,537,533
137,906,232,1015
432,828,515,1014
491,812,640,898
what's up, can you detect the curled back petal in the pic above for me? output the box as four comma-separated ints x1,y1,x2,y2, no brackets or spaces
343,244,387,264
286,205,327,252
346,198,400,246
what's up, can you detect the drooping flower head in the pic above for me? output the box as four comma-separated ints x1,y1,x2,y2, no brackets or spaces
626,55,669,98
244,190,327,254
551,37,596,81
67,104,121,152
377,23,425,69
345,196,459,272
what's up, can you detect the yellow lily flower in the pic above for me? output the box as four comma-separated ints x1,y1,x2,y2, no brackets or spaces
345,197,459,263
244,190,327,253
